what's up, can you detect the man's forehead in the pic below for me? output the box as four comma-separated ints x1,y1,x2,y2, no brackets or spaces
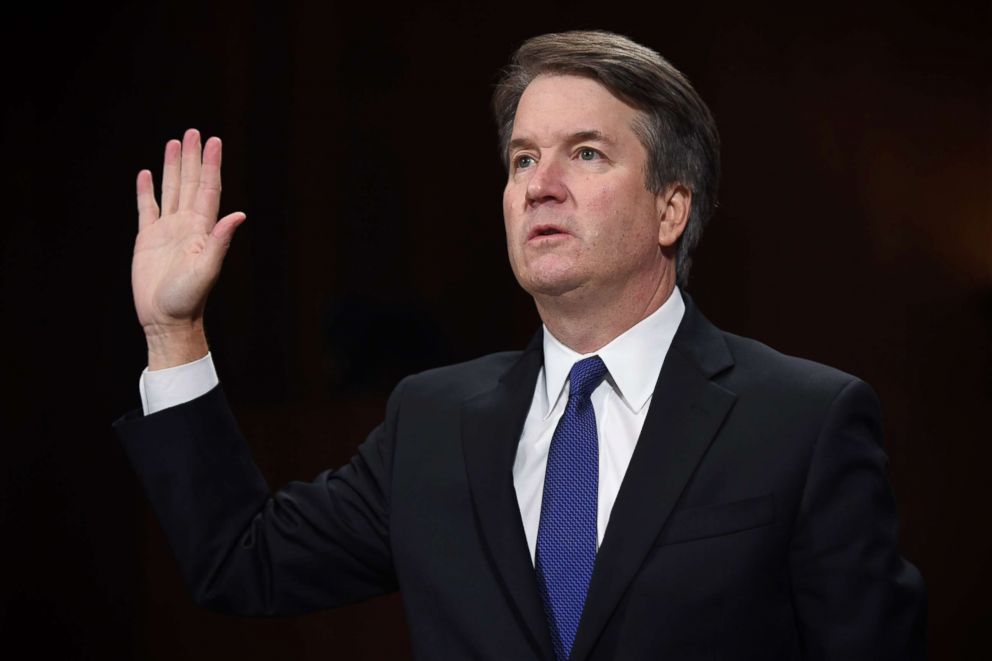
509,75,642,146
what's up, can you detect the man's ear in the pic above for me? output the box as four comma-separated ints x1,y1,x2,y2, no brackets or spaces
656,184,692,248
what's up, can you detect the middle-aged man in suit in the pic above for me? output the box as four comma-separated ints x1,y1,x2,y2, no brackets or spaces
116,31,926,660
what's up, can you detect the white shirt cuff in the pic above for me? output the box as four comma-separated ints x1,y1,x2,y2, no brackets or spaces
139,352,220,415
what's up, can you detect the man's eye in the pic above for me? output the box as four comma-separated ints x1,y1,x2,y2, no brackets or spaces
578,148,601,161
515,154,535,169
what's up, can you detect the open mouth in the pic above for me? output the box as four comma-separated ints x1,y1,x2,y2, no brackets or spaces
528,224,568,240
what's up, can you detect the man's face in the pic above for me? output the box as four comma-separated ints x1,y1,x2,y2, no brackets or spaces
502,74,666,303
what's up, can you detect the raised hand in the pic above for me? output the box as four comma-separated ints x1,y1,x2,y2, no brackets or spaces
133,129,246,369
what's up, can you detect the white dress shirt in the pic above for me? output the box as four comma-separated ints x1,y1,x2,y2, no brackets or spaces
138,288,686,564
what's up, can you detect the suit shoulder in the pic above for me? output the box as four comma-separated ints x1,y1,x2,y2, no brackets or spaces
398,350,525,400
718,330,873,402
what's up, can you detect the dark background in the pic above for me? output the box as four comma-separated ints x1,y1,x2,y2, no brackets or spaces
1,0,988,658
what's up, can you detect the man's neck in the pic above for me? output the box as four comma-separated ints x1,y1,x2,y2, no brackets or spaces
535,272,676,355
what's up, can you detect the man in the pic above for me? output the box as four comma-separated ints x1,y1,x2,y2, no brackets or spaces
117,31,926,660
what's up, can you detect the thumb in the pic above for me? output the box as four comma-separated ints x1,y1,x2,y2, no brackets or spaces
206,212,247,262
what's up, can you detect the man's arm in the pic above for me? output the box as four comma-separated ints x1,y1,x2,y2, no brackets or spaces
789,379,927,660
121,131,401,613
115,379,403,615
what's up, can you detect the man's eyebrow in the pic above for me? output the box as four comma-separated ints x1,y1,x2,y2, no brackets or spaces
507,130,617,155
507,137,535,154
569,130,616,146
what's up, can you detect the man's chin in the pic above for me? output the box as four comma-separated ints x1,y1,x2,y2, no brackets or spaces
519,275,584,300
509,256,588,299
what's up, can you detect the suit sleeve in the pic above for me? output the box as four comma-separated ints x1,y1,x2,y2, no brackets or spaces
788,378,927,660
113,379,408,616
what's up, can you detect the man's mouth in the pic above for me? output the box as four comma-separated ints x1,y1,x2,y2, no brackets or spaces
528,224,569,241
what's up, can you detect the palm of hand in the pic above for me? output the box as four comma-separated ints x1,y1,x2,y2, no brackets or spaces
133,210,214,329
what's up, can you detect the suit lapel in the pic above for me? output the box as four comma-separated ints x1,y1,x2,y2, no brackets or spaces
570,295,737,661
462,332,556,661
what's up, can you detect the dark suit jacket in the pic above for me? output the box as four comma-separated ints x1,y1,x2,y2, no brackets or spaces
114,295,926,660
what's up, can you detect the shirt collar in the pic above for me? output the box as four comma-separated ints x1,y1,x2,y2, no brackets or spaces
541,287,686,418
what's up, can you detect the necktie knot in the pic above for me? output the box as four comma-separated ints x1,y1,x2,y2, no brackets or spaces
568,355,607,402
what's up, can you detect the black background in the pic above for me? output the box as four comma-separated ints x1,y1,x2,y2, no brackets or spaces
1,0,988,658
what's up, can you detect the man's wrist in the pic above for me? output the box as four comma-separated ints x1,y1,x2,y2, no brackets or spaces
145,324,209,370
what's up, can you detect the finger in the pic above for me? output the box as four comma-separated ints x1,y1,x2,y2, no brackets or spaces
178,128,201,212
136,169,160,231
205,212,247,263
193,136,223,221
160,139,181,216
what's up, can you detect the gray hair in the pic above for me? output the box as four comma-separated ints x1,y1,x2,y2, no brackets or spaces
492,31,720,288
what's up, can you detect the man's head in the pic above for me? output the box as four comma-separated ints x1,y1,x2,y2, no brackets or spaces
493,31,720,291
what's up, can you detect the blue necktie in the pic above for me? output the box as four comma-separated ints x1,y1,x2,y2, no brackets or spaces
536,355,608,661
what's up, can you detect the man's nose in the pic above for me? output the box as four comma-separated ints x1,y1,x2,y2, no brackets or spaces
526,158,567,206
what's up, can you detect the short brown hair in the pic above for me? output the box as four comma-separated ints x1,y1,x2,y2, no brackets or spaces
492,31,720,288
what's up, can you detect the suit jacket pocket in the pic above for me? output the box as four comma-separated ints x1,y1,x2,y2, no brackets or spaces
655,494,775,546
